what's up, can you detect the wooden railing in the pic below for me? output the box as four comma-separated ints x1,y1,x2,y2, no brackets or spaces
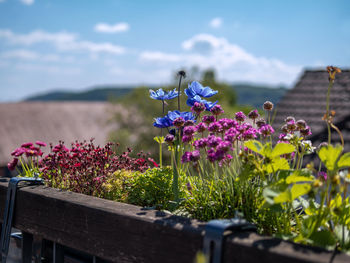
0,178,349,263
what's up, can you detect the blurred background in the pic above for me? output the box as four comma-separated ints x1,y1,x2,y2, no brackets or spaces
0,0,349,175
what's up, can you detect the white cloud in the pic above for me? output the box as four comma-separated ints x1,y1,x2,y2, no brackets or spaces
139,51,181,63
0,29,76,45
20,0,34,5
210,18,223,28
0,29,126,55
94,22,130,33
140,33,301,85
0,49,76,62
1,49,38,60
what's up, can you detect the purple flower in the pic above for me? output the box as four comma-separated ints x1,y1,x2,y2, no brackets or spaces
183,126,196,136
193,138,208,149
196,122,208,133
165,134,175,144
190,150,201,162
256,118,266,128
259,124,275,137
296,120,306,130
280,124,289,133
235,111,246,122
287,120,297,131
202,115,215,124
182,135,193,143
214,149,226,161
300,126,312,137
207,148,216,162
284,116,295,123
181,152,192,163
207,135,222,148
317,171,327,181
224,128,239,142
208,122,222,133
173,117,185,128
184,120,195,126
210,105,224,116
185,81,218,98
191,102,206,115
216,141,231,152
242,127,258,140
218,118,237,130
248,109,259,120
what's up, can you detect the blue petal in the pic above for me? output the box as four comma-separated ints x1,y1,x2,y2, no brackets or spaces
185,81,218,98
153,116,173,128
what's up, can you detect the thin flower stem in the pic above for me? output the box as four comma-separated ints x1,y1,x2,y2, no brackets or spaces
177,75,183,111
326,80,333,144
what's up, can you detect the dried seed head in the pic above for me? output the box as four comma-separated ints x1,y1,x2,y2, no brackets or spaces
263,101,274,111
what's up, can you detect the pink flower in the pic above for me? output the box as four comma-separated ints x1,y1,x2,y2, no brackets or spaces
7,158,18,171
21,142,33,148
35,141,47,147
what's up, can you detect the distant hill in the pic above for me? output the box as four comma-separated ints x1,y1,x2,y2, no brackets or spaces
25,84,288,107
232,84,288,108
25,86,134,102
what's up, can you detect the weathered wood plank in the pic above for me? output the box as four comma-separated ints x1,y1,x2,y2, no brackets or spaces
0,178,349,263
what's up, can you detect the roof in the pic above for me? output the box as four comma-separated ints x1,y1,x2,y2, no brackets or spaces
273,69,350,152
0,102,122,167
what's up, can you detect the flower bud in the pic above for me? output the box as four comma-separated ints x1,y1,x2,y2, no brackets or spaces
248,109,259,120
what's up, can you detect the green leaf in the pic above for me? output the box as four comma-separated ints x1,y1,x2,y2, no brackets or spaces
309,230,336,248
244,140,263,154
274,190,292,203
271,143,295,158
286,170,314,184
262,143,273,157
318,144,343,171
338,152,350,169
265,158,290,173
291,184,311,200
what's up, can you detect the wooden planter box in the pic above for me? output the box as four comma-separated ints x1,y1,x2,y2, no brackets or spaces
0,178,349,263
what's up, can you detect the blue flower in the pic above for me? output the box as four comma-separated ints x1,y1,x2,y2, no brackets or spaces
167,110,195,122
153,115,173,128
153,110,195,128
149,88,179,100
185,81,218,98
187,95,218,111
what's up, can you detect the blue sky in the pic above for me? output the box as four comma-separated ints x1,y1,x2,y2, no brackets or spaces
0,0,349,101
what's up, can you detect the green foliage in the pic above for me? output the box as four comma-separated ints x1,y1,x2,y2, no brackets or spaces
126,167,179,210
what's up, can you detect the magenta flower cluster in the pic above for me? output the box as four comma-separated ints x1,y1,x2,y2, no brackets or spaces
38,140,158,196
164,104,276,166
8,141,47,171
